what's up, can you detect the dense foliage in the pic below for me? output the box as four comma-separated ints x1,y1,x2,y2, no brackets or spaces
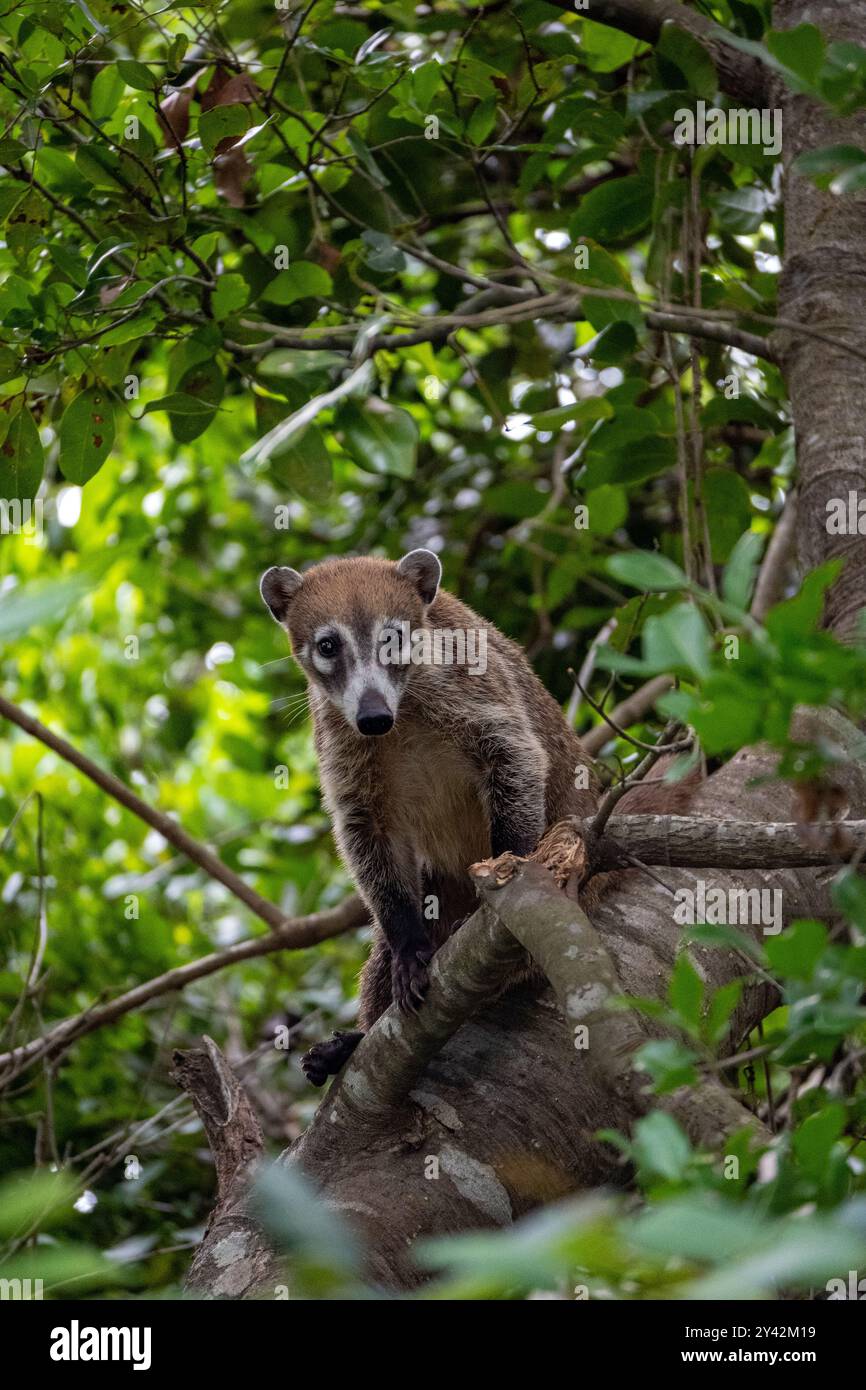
2,0,866,1299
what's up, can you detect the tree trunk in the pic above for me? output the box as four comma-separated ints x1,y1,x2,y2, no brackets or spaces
774,0,866,636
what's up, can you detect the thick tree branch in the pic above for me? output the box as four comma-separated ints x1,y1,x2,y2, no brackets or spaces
575,812,865,872
183,840,776,1295
233,283,787,364
171,1035,264,1202
473,856,772,1148
315,904,526,1124
172,1037,279,1298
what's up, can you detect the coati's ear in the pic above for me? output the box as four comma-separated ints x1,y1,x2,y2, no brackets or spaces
260,566,303,624
396,548,441,606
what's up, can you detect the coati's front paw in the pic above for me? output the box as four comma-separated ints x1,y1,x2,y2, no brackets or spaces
391,942,434,1014
301,1029,363,1087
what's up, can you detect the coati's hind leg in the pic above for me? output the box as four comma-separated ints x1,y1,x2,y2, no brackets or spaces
358,931,396,1030
302,932,395,1086
301,880,475,1088
302,931,420,1087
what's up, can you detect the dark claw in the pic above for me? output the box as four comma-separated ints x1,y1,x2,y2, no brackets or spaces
392,944,433,1014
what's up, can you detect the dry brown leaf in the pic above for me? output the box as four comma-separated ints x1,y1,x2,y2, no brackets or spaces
201,65,259,111
99,275,133,307
158,72,201,151
214,144,253,207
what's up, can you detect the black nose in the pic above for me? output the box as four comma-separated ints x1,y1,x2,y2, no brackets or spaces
356,689,394,736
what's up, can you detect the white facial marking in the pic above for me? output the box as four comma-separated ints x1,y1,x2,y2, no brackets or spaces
338,614,397,726
306,620,399,726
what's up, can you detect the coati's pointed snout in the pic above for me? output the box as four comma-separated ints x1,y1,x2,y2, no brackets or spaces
356,688,394,737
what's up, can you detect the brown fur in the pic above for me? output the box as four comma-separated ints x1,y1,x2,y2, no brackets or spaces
260,553,695,1086
261,554,601,1082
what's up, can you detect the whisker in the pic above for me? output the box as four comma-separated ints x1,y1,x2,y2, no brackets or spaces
271,692,309,712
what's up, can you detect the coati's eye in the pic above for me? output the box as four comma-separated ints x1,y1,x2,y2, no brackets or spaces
316,635,339,659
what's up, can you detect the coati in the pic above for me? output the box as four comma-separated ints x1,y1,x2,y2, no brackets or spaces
260,549,602,1086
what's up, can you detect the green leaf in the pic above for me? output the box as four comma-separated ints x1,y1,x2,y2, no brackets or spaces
251,1162,361,1277
632,1112,694,1183
586,484,627,536
59,387,115,484
766,24,825,85
0,571,101,644
531,398,612,430
657,23,717,99
143,392,217,416
704,469,752,563
172,361,224,443
117,59,158,92
211,272,249,319
579,18,640,73
0,406,44,500
793,1104,845,1178
271,423,333,501
606,551,689,592
262,260,332,306
713,187,769,234
199,104,250,156
794,143,866,177
722,529,764,610
75,144,124,189
633,1193,763,1263
643,602,712,677
832,868,866,931
794,144,866,194
412,60,442,108
0,1169,76,1238
766,919,828,980
467,97,497,146
583,431,676,488
346,129,390,188
569,175,654,244
591,321,638,364
0,348,20,384
360,230,405,273
0,137,27,163
484,482,548,519
669,952,703,1034
337,398,418,478
634,1038,700,1093
705,979,743,1044
90,64,125,120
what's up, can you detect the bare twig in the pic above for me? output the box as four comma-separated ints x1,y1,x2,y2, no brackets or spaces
581,676,675,758
591,721,685,837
